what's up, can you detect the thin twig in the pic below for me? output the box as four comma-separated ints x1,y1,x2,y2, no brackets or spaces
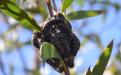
17,49,28,74
0,53,7,75
52,0,57,12
46,0,53,17
63,63,70,75
16,41,28,75
35,49,41,69
62,60,70,75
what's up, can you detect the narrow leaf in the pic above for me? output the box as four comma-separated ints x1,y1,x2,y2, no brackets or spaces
40,42,59,62
11,0,16,3
61,0,73,12
86,67,92,75
92,40,114,75
0,0,41,31
67,10,105,20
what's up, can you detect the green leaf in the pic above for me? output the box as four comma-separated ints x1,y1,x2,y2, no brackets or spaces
86,67,92,75
92,40,114,75
11,0,16,3
61,0,73,12
0,0,41,31
67,10,105,20
40,42,59,62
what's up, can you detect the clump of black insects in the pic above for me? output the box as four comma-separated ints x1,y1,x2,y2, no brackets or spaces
32,13,80,73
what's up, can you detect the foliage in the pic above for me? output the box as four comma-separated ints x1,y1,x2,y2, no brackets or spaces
61,0,73,12
0,0,40,31
40,42,59,62
92,40,114,75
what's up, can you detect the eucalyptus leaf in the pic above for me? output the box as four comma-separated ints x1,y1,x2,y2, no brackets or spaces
40,42,59,62
11,0,16,3
61,0,73,12
92,40,114,75
0,0,41,31
67,10,105,20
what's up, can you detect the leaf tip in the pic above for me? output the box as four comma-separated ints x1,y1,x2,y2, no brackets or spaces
86,67,92,75
108,39,114,48
88,67,91,71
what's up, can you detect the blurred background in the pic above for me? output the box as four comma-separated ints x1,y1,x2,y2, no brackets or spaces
0,0,121,75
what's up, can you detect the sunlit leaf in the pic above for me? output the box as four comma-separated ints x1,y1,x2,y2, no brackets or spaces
11,0,16,3
67,10,105,20
40,42,59,62
0,0,41,31
86,67,92,75
61,0,73,12
92,40,114,75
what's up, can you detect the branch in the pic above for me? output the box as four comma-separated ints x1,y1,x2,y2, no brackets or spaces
52,0,57,12
46,0,53,17
64,65,70,75
62,60,70,75
0,53,7,75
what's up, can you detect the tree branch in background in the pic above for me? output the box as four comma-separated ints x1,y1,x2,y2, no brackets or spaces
16,41,28,75
17,49,28,74
46,0,53,17
52,0,57,12
0,53,7,75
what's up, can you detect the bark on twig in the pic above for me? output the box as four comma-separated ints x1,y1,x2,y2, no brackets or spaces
52,0,57,12
62,60,70,75
46,0,53,17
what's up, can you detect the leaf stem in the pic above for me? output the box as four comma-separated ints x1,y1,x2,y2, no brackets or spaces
63,63,70,75
62,60,70,75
